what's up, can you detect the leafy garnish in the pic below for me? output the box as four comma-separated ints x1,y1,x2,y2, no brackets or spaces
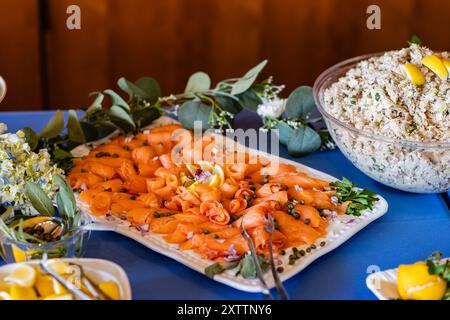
235,253,269,279
426,251,450,300
204,253,269,279
24,181,55,216
205,261,240,279
330,177,378,216
408,35,423,46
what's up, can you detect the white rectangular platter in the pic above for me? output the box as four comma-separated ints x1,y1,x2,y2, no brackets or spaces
72,116,389,293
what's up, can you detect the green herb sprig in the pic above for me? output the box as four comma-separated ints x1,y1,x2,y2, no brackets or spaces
426,251,450,300
330,177,379,216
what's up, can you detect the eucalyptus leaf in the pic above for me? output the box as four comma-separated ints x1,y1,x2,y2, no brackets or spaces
277,122,294,146
109,105,136,132
178,100,211,130
104,89,130,111
39,110,65,139
52,148,72,161
86,92,104,114
54,175,76,222
135,77,161,103
185,72,211,94
67,110,86,144
95,120,119,138
237,88,262,112
205,263,224,279
286,125,321,157
132,107,161,128
285,86,316,120
215,95,242,114
231,60,268,95
205,260,240,279
24,182,55,216
80,122,98,142
22,127,38,150
237,254,268,279
118,77,148,99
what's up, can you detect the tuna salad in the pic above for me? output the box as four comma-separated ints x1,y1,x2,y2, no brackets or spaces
320,44,449,193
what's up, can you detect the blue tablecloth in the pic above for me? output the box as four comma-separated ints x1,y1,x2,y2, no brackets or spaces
1,110,449,300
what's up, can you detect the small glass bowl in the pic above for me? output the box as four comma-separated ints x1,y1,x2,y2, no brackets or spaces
0,211,91,263
313,53,450,193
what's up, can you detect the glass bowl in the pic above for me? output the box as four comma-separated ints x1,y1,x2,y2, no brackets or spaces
313,53,450,193
0,211,91,263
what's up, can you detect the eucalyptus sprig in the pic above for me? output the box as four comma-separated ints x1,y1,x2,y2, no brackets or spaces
257,85,335,157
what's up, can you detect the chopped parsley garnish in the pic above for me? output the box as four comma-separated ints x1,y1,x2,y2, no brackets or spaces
330,177,379,216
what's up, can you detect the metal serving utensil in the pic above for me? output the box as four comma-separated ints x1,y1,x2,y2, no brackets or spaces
265,213,289,300
39,260,92,300
70,262,110,300
239,217,273,300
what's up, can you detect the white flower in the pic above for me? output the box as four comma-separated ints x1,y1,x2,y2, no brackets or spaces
0,123,7,134
0,130,63,212
256,98,286,119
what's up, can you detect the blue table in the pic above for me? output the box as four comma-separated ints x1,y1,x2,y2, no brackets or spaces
1,110,449,300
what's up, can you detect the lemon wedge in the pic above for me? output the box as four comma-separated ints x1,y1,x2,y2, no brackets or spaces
35,274,55,297
443,59,450,73
45,259,70,275
4,264,37,287
212,164,225,187
9,285,37,300
421,55,448,79
98,281,120,300
397,261,447,300
402,63,425,85
44,293,74,300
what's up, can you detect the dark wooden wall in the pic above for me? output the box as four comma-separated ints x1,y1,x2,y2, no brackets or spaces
0,0,449,111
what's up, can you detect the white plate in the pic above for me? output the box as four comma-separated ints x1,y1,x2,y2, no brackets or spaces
366,267,400,300
366,258,449,300
0,258,132,300
72,116,389,293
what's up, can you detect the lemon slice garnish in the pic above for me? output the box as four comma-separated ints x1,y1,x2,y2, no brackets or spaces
197,160,214,172
402,64,425,85
421,55,448,79
185,163,199,176
213,164,225,187
187,181,200,191
44,293,74,300
4,264,36,287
